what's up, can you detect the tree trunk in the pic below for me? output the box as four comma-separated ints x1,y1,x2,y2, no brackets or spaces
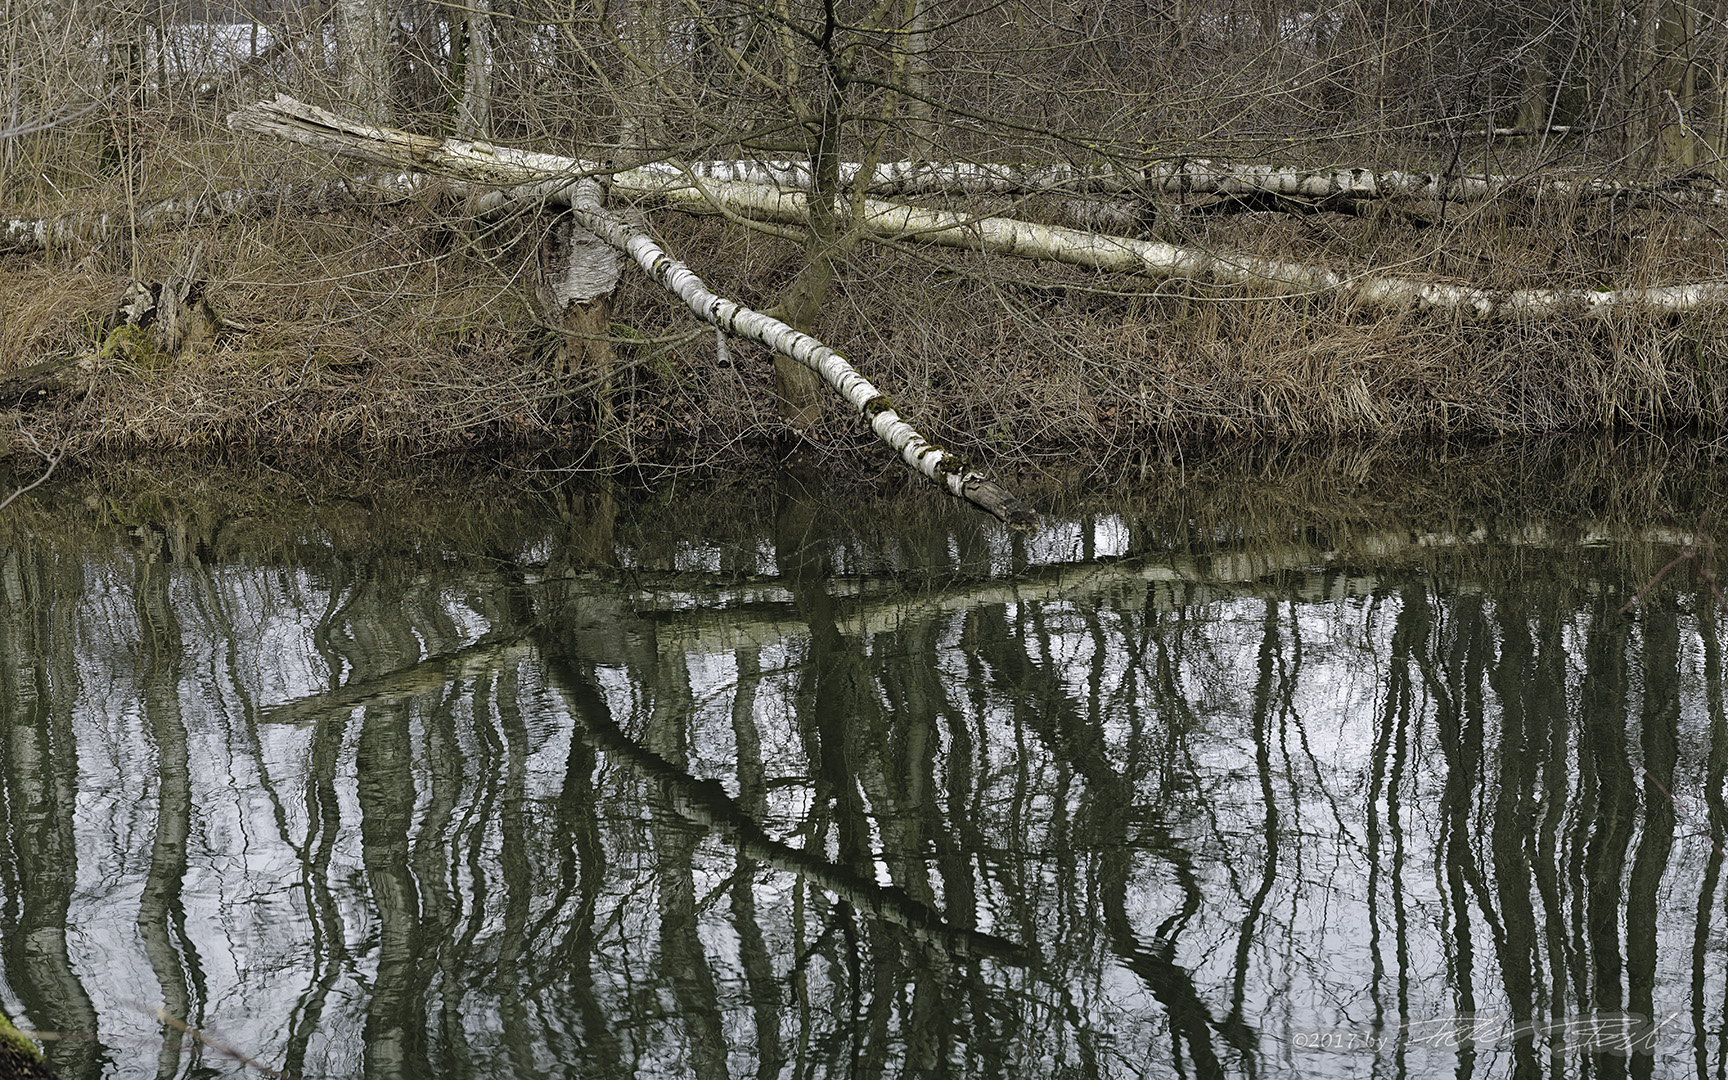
537,216,621,428
551,176,1034,524
900,0,934,150
616,0,669,160
224,95,1728,320
335,0,393,122
222,98,1728,203
634,172,1728,319
1651,0,1699,168
771,62,846,429
456,0,493,138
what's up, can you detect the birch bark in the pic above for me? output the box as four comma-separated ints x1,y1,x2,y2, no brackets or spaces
334,0,392,123
551,178,1034,525
223,96,1728,319
537,217,622,428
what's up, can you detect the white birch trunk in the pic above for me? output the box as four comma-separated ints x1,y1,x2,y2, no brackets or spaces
632,157,1728,204
334,0,392,123
223,99,1034,526
224,96,1728,320
552,179,1034,525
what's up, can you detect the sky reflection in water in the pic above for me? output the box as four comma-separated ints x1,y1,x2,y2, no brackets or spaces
1,453,1725,1080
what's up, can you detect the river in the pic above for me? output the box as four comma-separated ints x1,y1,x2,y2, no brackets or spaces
1,443,1725,1079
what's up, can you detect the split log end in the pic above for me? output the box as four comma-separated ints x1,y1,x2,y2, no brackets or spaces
962,479,1039,532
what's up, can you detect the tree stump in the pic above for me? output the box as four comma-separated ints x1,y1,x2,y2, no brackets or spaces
536,216,621,428
101,244,220,363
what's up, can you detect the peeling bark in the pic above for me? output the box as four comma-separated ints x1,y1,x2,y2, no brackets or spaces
537,217,621,425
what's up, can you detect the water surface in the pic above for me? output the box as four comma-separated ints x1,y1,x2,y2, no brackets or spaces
2,447,1726,1080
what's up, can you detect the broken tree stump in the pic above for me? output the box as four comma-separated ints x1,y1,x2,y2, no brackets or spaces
536,215,621,427
100,245,221,363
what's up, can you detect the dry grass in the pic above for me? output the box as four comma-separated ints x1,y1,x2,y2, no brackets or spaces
6,137,1728,472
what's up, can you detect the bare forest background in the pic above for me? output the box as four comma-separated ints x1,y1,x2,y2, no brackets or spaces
5,0,1728,467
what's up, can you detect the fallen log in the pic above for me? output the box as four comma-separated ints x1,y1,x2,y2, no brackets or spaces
552,178,1037,527
647,156,1728,205
227,99,1037,528
0,355,99,409
498,163,1728,319
0,176,391,254
6,147,1714,258
226,96,1728,319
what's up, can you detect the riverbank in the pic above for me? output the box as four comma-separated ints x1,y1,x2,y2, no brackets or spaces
7,166,1728,473
10,433,1723,550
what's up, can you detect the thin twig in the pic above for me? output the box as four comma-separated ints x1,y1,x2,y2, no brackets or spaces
0,445,64,513
146,1007,294,1080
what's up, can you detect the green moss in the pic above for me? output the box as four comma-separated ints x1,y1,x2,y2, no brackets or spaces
0,1014,54,1079
932,453,971,479
96,324,160,366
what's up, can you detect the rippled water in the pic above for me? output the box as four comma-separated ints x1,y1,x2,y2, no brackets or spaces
2,450,1726,1079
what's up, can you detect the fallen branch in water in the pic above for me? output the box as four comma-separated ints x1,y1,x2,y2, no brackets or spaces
0,434,64,513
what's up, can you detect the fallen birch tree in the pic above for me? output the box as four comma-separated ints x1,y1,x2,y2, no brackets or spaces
535,179,1036,527
9,145,1718,257
225,96,1728,319
626,177,1728,318
640,157,1728,205
225,99,1036,528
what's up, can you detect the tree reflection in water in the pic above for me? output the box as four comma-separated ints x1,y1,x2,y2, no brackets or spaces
0,455,1724,1080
